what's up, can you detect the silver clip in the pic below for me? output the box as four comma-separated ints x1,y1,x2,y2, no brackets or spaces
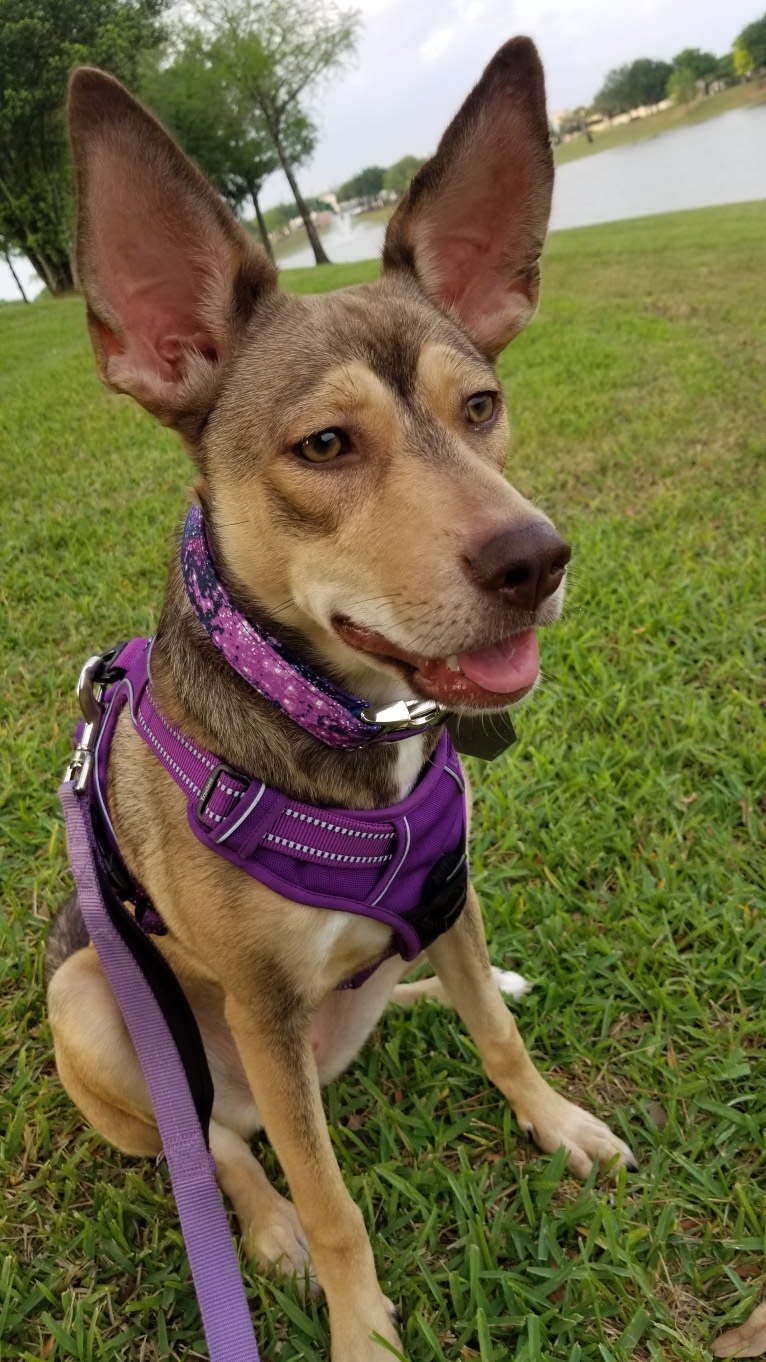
64,655,110,792
359,697,448,733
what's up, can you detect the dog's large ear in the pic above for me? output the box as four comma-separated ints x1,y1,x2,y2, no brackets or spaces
383,38,553,358
68,68,277,436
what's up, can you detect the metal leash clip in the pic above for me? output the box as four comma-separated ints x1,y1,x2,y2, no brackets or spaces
64,654,112,793
359,697,448,733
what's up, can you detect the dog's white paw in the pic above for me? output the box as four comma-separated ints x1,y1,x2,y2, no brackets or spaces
491,966,533,999
514,1083,637,1179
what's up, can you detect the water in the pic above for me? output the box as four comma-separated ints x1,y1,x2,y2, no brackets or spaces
277,104,766,269
550,104,766,231
2,105,764,299
276,211,387,269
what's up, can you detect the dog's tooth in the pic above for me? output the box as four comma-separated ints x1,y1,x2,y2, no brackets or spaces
446,655,461,672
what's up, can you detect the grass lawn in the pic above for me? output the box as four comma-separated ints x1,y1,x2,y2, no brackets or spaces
1,201,764,1362
554,80,766,166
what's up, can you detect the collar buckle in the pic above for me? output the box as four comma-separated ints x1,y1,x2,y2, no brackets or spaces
359,698,448,734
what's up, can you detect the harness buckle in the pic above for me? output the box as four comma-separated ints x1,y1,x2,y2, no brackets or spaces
359,697,448,733
64,650,119,793
196,762,248,827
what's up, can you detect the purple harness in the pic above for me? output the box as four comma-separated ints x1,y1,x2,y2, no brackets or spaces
92,636,468,981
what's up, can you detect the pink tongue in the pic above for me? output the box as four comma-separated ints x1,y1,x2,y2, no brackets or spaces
457,630,540,694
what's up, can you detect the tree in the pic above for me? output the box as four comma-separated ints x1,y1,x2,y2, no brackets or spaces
383,155,422,197
140,34,315,262
0,0,168,294
714,52,736,85
671,48,718,82
193,0,360,265
736,13,766,71
669,47,719,100
1,231,29,301
592,58,672,116
668,65,698,105
337,166,384,201
734,37,756,77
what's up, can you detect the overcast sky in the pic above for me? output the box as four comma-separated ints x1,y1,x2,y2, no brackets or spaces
261,0,759,205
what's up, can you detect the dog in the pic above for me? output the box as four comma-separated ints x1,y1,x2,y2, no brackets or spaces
46,38,635,1362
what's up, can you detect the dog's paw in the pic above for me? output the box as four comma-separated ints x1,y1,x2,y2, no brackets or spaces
244,1195,318,1291
491,966,533,999
330,1296,405,1362
514,1085,636,1179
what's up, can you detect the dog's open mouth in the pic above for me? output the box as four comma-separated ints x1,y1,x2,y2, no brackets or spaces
333,618,540,709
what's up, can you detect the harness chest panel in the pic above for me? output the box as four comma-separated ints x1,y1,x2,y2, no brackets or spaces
92,639,468,975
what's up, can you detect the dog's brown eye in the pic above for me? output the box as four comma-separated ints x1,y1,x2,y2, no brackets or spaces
295,429,348,463
465,391,497,425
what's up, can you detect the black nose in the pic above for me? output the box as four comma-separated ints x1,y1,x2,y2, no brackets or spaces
467,520,571,611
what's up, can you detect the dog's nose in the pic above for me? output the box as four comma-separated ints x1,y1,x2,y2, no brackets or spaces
468,521,571,610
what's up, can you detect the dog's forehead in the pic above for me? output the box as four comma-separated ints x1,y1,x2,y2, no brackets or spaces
244,275,490,403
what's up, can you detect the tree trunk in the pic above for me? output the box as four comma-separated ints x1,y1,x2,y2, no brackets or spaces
21,246,74,296
271,121,330,266
3,249,30,302
250,185,275,265
43,253,76,295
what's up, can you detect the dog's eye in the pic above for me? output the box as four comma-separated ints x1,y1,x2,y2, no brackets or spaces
465,391,497,426
295,429,349,463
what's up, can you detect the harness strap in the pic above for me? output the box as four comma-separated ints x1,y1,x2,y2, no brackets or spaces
60,776,261,1362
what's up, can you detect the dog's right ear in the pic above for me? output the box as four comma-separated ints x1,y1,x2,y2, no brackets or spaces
68,68,277,438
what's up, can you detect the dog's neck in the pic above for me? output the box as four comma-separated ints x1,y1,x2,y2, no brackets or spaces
151,557,436,811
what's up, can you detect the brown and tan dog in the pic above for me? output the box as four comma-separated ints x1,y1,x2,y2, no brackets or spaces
47,39,634,1361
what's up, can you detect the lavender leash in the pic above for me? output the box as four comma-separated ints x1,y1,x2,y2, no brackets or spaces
60,777,261,1362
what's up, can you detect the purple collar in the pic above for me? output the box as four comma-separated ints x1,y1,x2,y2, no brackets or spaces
182,504,447,751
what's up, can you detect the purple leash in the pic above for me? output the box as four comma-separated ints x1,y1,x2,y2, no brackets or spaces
60,766,261,1360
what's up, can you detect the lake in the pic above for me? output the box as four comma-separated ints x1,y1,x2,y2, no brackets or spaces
2,104,765,299
277,103,766,269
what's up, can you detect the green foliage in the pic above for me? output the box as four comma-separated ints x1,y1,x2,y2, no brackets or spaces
1,201,765,1359
0,0,169,293
714,51,736,84
139,32,315,213
337,165,385,201
668,48,719,105
383,154,423,196
592,58,673,115
262,197,329,233
195,0,359,263
667,65,698,105
734,38,756,77
671,47,718,81
736,12,766,69
262,201,296,232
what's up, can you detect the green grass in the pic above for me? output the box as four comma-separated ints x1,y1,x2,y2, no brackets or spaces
555,80,766,166
1,201,765,1361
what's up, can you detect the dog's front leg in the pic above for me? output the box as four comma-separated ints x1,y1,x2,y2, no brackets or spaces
224,991,403,1362
426,886,636,1177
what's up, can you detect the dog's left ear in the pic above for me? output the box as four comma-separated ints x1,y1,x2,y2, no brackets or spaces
383,37,553,358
